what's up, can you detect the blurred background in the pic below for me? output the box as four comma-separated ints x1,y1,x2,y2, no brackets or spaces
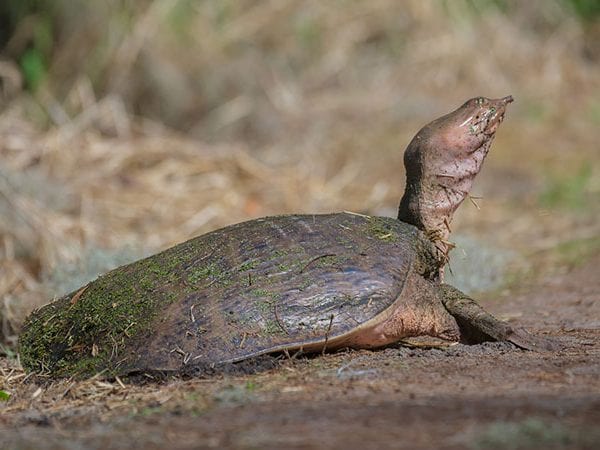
0,0,599,351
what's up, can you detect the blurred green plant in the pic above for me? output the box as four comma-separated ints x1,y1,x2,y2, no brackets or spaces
0,343,17,360
20,47,46,91
539,165,593,210
167,0,196,40
471,417,598,449
442,0,508,21
588,99,600,123
1,1,56,91
294,14,322,51
552,235,600,267
0,390,10,401
565,0,600,21
214,383,256,404
522,101,548,123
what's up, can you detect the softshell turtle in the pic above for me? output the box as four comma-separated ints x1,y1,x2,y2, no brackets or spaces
19,96,555,379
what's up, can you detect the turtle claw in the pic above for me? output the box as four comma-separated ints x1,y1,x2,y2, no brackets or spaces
501,326,563,352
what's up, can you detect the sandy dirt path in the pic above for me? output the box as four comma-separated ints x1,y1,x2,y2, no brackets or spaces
1,256,599,449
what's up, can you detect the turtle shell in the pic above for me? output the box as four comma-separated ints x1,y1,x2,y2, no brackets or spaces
19,213,431,378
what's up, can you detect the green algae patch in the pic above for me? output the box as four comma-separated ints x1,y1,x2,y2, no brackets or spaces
187,261,233,287
362,216,401,242
18,238,204,379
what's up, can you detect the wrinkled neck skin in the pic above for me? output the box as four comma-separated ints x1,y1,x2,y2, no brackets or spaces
398,96,511,280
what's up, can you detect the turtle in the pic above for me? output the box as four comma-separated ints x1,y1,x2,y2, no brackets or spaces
18,95,557,379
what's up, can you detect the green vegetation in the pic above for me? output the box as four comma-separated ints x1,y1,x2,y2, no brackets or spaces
313,254,344,268
539,165,594,210
549,235,600,268
566,0,600,21
238,259,258,272
18,238,203,378
187,262,227,286
363,216,400,242
471,418,600,449
250,288,270,297
214,383,256,405
0,1,54,91
0,343,17,360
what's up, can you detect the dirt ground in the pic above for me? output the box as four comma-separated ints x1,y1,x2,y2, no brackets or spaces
1,252,598,450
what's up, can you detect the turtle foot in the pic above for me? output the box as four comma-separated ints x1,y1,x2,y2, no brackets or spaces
439,284,563,352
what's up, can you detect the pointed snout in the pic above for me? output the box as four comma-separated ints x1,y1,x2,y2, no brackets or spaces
490,95,514,110
489,95,514,116
484,95,513,134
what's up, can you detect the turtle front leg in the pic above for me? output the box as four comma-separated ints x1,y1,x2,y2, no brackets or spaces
439,284,560,351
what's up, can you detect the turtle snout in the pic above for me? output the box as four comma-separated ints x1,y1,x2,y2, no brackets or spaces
484,96,513,135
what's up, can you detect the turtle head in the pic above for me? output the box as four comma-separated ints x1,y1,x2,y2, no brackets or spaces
419,95,513,170
447,95,513,145
398,96,513,271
